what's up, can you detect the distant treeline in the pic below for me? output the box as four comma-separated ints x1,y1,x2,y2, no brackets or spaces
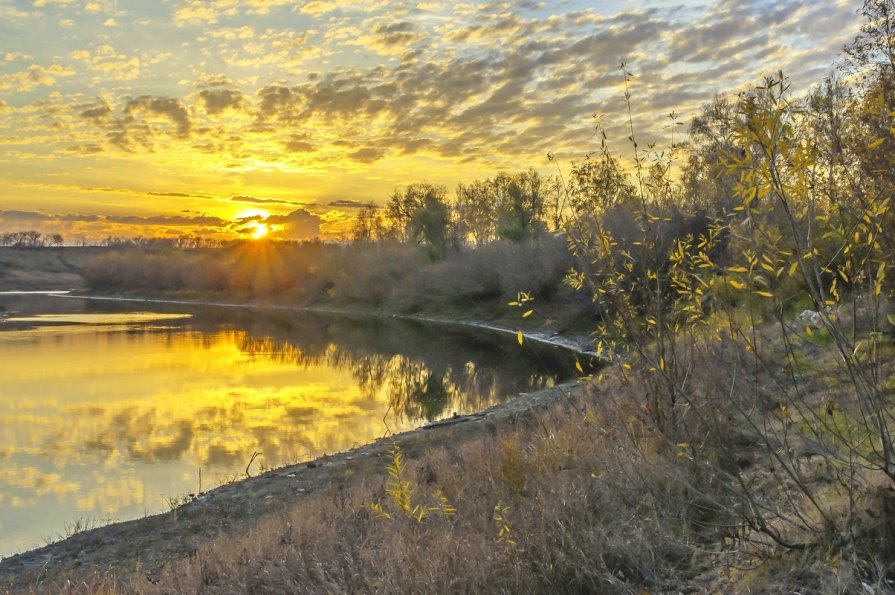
0,230,64,247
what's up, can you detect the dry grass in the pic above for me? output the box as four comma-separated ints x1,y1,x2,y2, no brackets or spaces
139,394,695,594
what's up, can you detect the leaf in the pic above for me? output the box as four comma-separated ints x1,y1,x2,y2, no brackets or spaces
754,290,774,298
805,325,814,337
517,331,524,346
887,314,895,327
522,309,533,318
727,266,749,273
728,279,746,290
575,360,584,373
869,137,885,150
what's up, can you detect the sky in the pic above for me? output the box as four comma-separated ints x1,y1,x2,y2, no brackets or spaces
0,0,862,243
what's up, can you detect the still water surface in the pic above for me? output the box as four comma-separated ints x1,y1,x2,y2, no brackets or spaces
0,293,580,556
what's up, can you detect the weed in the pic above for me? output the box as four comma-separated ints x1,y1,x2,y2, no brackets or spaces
365,444,456,523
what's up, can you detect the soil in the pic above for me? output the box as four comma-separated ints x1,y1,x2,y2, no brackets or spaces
0,380,588,590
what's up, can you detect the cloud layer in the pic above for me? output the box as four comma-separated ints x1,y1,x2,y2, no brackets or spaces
0,0,861,241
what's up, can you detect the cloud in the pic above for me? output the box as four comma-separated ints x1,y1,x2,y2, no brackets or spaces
351,20,428,55
148,191,214,199
284,138,315,152
297,0,376,16
0,64,75,92
173,0,298,25
78,99,112,121
0,0,862,217
124,95,191,137
106,214,227,226
62,143,104,154
70,45,141,80
266,209,322,240
198,88,244,114
349,146,386,163
4,52,32,62
329,199,369,208
230,195,305,206
173,0,236,25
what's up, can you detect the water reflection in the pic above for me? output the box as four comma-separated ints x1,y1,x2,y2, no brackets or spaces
0,295,583,556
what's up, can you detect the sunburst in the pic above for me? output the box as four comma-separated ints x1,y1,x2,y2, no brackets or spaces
250,221,269,240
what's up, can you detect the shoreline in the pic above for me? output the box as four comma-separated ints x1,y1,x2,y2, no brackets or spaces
53,291,600,357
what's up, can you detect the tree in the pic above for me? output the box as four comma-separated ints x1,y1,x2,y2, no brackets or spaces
567,152,637,220
492,169,547,242
351,203,388,243
386,183,453,259
410,193,452,260
454,180,496,245
680,95,742,217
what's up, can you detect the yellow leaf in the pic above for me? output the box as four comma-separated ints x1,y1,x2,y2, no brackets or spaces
517,331,523,346
575,360,584,373
522,309,534,318
728,279,746,290
869,137,885,150
806,326,814,336
727,266,749,273
754,290,774,298
887,314,895,327
788,261,799,277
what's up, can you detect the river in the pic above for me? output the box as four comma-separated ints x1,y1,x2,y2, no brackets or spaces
0,292,585,557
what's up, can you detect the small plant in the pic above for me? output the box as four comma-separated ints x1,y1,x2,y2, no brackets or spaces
365,444,456,522
163,493,197,523
493,502,516,549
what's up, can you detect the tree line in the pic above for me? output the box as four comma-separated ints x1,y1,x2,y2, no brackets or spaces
0,231,64,247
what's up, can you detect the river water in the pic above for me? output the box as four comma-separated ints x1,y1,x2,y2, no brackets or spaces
0,292,583,557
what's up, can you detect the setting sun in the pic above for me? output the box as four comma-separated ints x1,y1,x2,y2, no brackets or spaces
250,222,269,240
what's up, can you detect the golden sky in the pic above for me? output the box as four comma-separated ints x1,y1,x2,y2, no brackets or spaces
0,0,859,242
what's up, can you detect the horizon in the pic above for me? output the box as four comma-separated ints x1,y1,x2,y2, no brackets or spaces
1,0,860,243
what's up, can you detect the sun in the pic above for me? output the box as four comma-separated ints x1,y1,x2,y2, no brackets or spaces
250,221,269,239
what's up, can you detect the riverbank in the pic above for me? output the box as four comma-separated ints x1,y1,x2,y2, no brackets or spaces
55,292,599,357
